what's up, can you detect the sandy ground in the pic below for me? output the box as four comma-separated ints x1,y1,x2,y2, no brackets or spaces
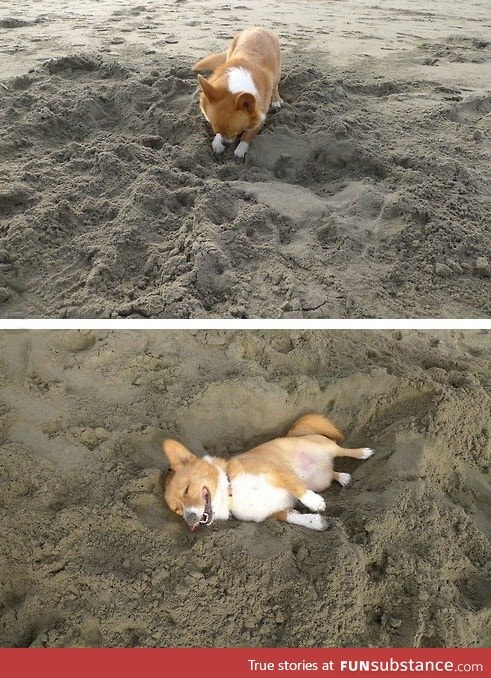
0,1,489,318
0,329,489,648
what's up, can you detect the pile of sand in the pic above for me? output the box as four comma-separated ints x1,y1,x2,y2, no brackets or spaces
0,330,489,647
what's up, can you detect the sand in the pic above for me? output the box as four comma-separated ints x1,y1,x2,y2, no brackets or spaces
0,0,489,318
0,329,489,648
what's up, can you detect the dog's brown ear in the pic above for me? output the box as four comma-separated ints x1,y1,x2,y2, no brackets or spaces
197,74,218,102
162,439,196,470
234,92,256,113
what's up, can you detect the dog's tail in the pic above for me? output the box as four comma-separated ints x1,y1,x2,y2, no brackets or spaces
192,51,228,72
287,413,345,442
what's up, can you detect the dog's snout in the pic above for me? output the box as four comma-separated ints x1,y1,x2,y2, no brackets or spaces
184,508,200,530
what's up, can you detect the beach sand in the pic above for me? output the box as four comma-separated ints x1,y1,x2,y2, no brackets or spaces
0,329,489,647
0,0,489,318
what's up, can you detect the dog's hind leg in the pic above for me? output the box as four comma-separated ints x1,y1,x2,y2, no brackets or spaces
273,510,328,531
332,446,374,460
270,81,283,110
332,471,351,486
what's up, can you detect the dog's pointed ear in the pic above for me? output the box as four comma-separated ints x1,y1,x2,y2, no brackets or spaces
197,74,218,102
162,439,196,470
234,92,256,113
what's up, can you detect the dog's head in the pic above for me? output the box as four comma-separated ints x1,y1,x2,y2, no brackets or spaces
196,74,262,143
162,439,223,531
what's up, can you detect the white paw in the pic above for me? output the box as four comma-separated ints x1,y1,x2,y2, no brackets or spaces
234,141,249,158
360,447,375,459
271,99,283,110
337,472,351,487
212,134,225,154
300,490,326,512
300,513,328,531
286,511,328,531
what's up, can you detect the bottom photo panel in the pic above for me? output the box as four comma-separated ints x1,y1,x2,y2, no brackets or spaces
0,329,489,650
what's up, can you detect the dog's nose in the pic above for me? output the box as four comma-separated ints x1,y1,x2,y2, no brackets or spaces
184,509,200,530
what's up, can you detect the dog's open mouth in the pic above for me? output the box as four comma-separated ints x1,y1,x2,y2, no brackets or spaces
199,487,213,527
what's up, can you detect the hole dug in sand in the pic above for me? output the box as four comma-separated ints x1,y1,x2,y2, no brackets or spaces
0,51,489,318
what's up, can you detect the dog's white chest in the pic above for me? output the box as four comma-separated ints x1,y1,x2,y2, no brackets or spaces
230,473,294,522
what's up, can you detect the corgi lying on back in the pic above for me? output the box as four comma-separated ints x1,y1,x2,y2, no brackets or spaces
162,414,374,532
192,27,282,158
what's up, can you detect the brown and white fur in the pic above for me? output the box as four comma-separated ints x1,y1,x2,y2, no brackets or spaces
192,27,282,158
162,414,374,532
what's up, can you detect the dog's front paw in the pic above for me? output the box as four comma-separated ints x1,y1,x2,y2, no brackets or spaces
300,490,326,513
305,514,328,531
296,513,328,531
270,99,283,110
234,141,249,158
212,134,225,154
337,472,351,487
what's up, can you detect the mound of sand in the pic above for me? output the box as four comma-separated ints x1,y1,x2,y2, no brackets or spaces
0,1,490,318
0,329,489,647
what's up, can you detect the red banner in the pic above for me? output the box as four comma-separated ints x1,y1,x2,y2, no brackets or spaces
0,648,489,677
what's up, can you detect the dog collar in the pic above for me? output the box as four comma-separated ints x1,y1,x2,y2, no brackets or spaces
227,475,233,511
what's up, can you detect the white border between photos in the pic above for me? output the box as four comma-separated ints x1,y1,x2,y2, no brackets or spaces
1,319,490,330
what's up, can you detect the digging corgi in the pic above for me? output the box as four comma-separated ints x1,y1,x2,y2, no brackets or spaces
192,27,282,158
162,414,374,532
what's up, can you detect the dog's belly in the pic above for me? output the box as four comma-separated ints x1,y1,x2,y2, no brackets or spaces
291,448,334,491
230,473,294,522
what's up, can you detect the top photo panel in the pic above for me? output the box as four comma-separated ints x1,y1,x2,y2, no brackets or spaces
0,0,489,320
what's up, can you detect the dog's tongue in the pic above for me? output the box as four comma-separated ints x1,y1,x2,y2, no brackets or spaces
187,512,208,532
188,488,212,532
